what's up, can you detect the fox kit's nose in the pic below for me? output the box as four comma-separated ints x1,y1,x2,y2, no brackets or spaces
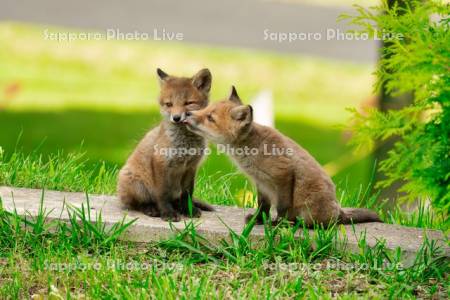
172,114,182,123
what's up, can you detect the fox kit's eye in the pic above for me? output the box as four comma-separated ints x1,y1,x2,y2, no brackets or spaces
164,102,173,107
186,101,196,106
207,114,215,123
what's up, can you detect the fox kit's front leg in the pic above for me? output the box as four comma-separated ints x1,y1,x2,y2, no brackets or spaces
178,167,215,216
245,191,271,224
275,179,295,222
155,181,181,222
178,168,201,217
180,181,201,218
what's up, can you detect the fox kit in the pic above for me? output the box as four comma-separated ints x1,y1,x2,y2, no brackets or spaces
184,87,381,226
117,68,214,221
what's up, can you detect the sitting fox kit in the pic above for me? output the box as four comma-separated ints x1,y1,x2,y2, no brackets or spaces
117,68,214,221
184,87,381,226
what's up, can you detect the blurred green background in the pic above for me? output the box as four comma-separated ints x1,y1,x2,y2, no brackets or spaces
0,22,375,198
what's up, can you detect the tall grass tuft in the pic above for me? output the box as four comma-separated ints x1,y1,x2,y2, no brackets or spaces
0,192,136,255
0,147,118,194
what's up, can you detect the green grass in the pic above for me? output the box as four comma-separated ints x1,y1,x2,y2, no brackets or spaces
1,148,447,232
0,195,448,299
0,22,376,192
0,109,373,195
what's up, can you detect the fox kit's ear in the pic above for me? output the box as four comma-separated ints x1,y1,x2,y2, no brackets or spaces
157,68,169,84
228,86,242,104
192,69,212,93
231,105,253,124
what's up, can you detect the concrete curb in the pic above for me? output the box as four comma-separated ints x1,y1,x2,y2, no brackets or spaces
0,186,448,263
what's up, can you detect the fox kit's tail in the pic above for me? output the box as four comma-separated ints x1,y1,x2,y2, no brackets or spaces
339,208,382,224
193,199,215,211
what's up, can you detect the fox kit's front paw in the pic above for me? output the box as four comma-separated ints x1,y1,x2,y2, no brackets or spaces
180,206,201,218
179,199,202,217
161,211,181,222
245,213,264,224
142,205,160,218
190,206,202,218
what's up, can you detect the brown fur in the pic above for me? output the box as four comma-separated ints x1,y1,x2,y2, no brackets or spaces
184,86,381,226
117,68,214,221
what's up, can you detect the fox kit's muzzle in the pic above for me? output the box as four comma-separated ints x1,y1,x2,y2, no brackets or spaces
170,112,186,124
183,113,199,129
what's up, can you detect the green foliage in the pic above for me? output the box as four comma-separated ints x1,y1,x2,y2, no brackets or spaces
342,1,450,211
